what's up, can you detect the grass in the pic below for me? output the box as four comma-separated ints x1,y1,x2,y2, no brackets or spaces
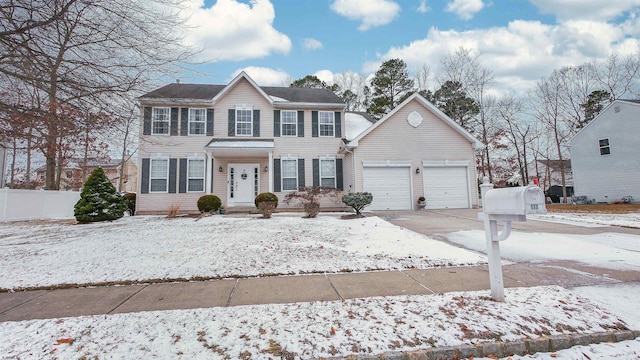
546,203,640,214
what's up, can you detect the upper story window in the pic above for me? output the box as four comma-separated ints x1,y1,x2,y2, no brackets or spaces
320,158,336,188
149,158,169,192
189,108,206,135
281,110,297,136
599,138,610,155
187,158,205,192
236,108,253,136
281,158,298,191
319,111,335,137
152,108,170,135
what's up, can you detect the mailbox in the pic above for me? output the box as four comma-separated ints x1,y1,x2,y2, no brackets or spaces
483,185,547,216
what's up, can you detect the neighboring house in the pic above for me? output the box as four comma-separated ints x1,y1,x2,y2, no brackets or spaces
136,72,346,214
341,93,484,211
534,159,573,202
571,99,640,203
35,157,137,192
136,73,484,214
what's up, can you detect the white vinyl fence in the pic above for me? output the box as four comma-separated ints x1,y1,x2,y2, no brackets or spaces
0,188,80,222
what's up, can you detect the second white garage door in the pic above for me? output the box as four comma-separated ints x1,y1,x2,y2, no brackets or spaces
363,167,412,210
423,167,469,209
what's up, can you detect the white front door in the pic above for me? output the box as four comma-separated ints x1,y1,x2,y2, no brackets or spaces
228,164,259,206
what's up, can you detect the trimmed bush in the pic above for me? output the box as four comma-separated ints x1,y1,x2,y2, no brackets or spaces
74,167,127,223
342,192,373,215
254,192,278,208
197,194,222,213
123,192,136,216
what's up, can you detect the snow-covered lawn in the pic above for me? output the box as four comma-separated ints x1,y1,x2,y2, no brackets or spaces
0,286,634,359
531,211,640,228
0,214,485,290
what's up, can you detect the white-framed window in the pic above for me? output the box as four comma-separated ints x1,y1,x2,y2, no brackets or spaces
281,158,298,191
281,110,297,136
149,158,169,192
236,108,253,136
189,108,206,135
152,107,171,135
187,158,205,192
320,158,336,187
599,138,610,155
319,111,334,137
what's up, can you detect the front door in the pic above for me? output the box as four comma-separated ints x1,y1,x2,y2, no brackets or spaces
228,164,259,206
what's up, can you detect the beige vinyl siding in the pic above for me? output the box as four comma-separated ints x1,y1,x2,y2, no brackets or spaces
138,77,348,212
353,99,478,208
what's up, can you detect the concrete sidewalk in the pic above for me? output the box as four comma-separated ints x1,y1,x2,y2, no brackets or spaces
2,260,639,323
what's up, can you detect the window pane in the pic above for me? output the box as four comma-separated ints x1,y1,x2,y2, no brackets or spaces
236,109,252,135
189,109,206,135
321,178,335,187
282,160,297,177
152,108,170,135
321,160,335,176
599,139,609,147
150,179,167,192
600,147,610,155
188,179,204,192
150,160,167,177
319,112,334,136
282,178,297,191
188,159,204,177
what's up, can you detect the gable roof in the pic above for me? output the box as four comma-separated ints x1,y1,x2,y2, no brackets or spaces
139,72,344,105
571,99,640,142
349,92,484,149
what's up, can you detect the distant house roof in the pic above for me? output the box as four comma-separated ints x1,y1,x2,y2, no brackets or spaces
618,99,640,104
538,159,571,171
141,82,344,104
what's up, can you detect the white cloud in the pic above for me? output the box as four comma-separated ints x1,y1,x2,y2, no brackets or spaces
229,67,290,86
531,0,640,22
445,0,485,20
417,0,430,13
330,0,401,31
303,38,323,50
184,0,291,62
314,70,335,84
364,18,638,96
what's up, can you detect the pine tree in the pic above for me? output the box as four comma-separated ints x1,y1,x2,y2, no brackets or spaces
74,167,127,222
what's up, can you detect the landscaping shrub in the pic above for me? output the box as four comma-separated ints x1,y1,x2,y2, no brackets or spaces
197,194,222,213
284,186,339,218
74,167,127,223
254,192,279,208
123,192,136,216
342,192,373,216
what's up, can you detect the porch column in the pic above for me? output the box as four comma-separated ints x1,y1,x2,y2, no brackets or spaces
205,152,212,194
268,151,273,192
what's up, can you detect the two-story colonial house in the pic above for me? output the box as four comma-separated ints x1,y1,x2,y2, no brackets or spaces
137,72,346,214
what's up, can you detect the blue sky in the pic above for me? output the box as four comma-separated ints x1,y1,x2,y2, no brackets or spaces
177,0,640,95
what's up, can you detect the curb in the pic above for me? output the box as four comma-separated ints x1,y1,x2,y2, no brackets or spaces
321,330,640,360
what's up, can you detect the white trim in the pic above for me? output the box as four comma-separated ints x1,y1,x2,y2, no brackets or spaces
422,160,470,167
151,107,171,136
149,157,169,193
188,108,207,136
186,157,205,193
362,160,412,168
280,110,298,137
350,93,484,150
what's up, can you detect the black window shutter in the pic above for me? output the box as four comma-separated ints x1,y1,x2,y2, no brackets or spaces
334,112,342,138
273,110,280,137
141,158,150,193
206,109,214,136
336,158,343,190
170,108,179,136
312,111,318,137
180,108,188,136
298,158,305,189
143,107,151,135
253,109,260,137
312,158,319,187
178,158,187,193
168,158,177,193
228,109,235,137
274,159,281,192
297,111,304,137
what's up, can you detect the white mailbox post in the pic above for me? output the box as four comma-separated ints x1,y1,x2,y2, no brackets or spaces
478,178,546,301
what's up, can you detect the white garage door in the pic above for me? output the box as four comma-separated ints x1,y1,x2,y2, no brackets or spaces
423,167,469,209
363,167,412,210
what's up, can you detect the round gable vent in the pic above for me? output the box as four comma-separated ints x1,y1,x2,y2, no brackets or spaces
407,111,423,128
